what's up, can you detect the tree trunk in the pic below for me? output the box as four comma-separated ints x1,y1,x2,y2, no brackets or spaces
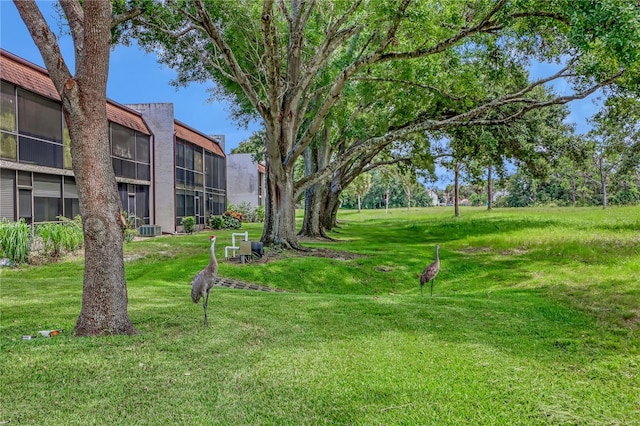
598,156,608,209
262,160,301,248
15,0,136,336
322,188,342,231
385,190,389,214
299,128,332,239
71,113,136,336
454,163,460,217
357,194,361,212
299,183,324,237
487,165,493,210
571,175,576,205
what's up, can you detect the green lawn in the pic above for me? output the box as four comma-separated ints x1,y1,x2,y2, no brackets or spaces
1,206,639,425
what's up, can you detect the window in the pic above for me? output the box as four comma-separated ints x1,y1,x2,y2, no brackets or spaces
63,177,80,219
176,189,196,224
136,134,150,163
1,82,18,160
18,189,32,224
0,133,17,161
19,136,63,168
117,183,149,225
137,164,150,181
194,149,203,172
33,174,61,222
110,124,150,181
0,169,15,220
1,82,17,132
111,123,135,160
185,144,194,169
204,151,226,190
18,89,63,142
136,185,149,224
176,143,184,168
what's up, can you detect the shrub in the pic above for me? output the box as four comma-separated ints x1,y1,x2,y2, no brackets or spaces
122,211,143,229
224,209,244,222
227,202,265,223
610,188,640,206
208,214,242,230
121,211,142,243
124,228,139,243
223,216,242,230
0,218,31,264
35,216,84,258
36,223,65,257
181,216,196,234
209,215,225,230
58,215,84,252
254,205,265,222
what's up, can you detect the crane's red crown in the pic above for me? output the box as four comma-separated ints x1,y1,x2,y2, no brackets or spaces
210,235,216,239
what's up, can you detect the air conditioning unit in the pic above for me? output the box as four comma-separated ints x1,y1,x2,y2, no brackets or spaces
138,225,162,237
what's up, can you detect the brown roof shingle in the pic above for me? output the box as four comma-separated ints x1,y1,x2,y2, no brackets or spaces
175,120,225,157
1,49,150,135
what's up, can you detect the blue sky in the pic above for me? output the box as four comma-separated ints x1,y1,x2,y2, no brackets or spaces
1,1,602,163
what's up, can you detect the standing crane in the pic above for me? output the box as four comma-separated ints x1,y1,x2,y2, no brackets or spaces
191,235,218,325
420,245,440,297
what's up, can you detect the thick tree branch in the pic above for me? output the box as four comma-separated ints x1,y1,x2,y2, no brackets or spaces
112,7,143,27
294,69,625,199
352,76,466,100
261,0,281,126
289,0,411,167
59,0,84,56
378,0,546,63
192,0,267,116
13,0,74,103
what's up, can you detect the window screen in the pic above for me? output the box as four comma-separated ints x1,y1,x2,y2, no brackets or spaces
111,123,135,159
136,185,149,223
18,89,63,142
136,134,150,163
19,136,63,168
1,82,16,132
0,132,17,160
0,169,15,220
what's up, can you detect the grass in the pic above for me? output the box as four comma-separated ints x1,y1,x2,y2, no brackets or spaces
1,206,639,425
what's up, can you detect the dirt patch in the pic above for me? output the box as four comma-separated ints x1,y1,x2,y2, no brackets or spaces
240,247,365,264
458,246,492,253
500,248,529,256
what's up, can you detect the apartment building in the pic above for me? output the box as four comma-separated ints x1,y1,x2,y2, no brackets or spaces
226,153,265,209
0,49,226,234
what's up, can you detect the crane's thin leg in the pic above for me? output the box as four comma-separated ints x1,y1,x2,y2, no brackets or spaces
430,280,434,297
203,291,210,326
420,285,423,297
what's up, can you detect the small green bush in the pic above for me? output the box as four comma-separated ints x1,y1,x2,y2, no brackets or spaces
36,223,64,257
610,187,640,206
35,216,84,258
254,205,265,222
59,215,84,252
224,216,242,229
209,215,225,229
124,228,139,243
228,202,264,223
208,214,241,230
181,216,196,234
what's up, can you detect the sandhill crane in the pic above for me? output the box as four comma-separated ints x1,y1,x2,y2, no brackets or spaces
420,245,440,296
191,235,218,325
